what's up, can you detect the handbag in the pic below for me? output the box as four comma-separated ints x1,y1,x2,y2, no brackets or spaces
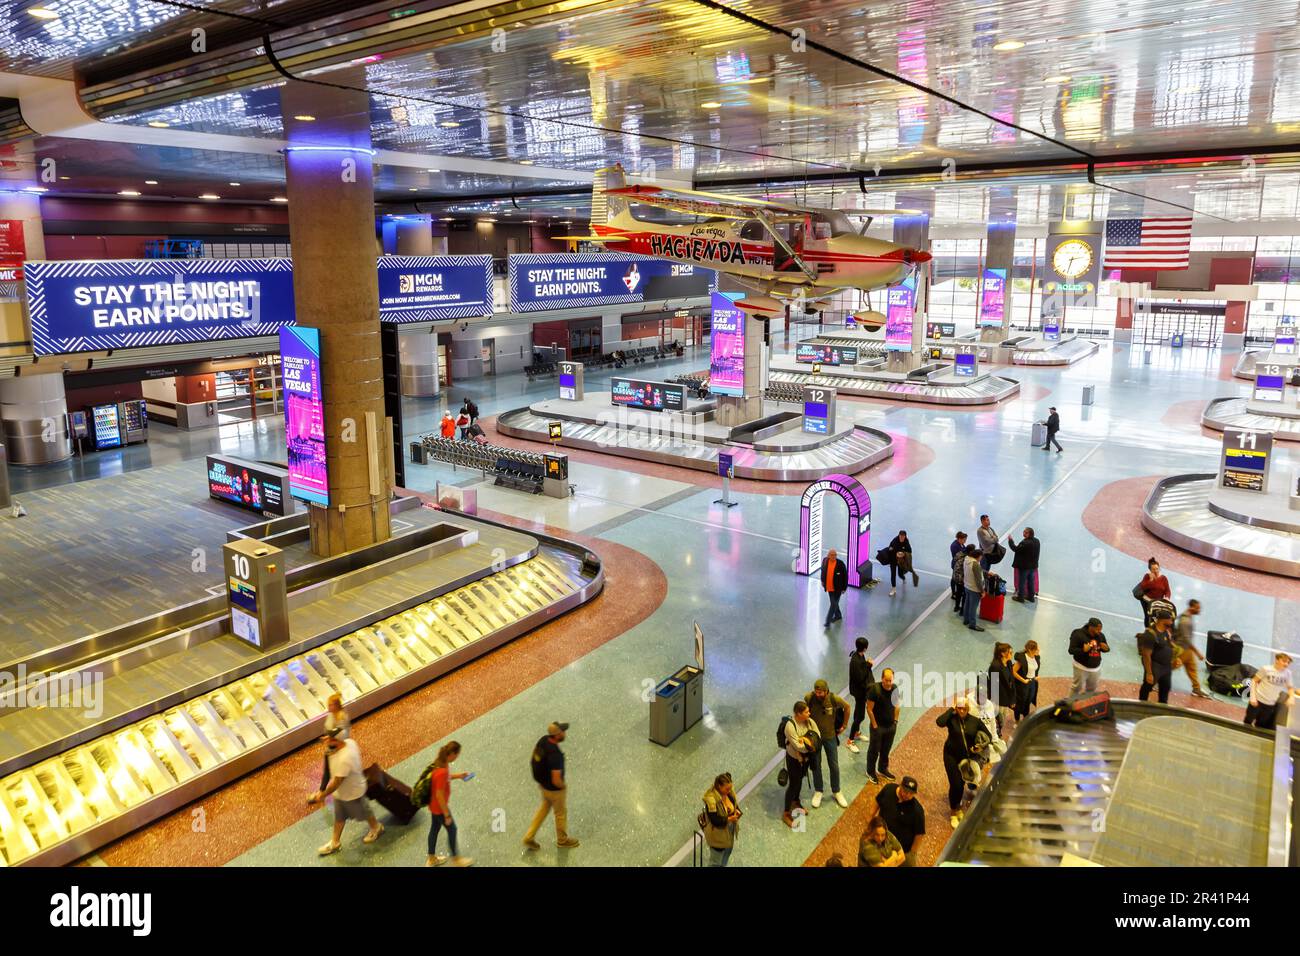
956,714,983,784
1132,581,1145,600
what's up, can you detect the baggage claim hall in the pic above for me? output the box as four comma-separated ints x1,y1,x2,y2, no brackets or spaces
0,0,1296,894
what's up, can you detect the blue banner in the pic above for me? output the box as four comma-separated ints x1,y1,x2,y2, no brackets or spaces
508,252,716,313
26,258,296,356
377,255,494,323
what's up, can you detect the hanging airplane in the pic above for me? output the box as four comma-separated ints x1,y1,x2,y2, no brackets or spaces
555,164,931,328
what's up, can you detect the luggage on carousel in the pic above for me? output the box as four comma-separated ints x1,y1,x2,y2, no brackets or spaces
979,592,1005,624
1031,421,1047,447
1206,631,1243,668
1051,690,1112,724
364,764,418,824
1207,662,1256,698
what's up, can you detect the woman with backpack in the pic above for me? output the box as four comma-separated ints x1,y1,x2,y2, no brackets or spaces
423,741,474,867
781,700,819,829
700,772,741,866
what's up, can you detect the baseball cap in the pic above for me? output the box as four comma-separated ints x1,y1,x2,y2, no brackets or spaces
814,679,830,692
547,721,570,735
900,776,919,794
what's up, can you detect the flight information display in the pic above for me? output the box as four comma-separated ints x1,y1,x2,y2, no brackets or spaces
610,376,686,412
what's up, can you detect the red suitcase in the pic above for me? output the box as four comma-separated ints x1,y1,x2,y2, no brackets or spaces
979,593,1004,624
364,764,419,824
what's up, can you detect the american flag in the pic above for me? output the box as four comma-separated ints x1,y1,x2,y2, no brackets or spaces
1103,217,1192,270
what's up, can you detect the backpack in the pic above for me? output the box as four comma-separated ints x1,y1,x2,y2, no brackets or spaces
1208,662,1257,698
410,762,436,808
1052,690,1112,723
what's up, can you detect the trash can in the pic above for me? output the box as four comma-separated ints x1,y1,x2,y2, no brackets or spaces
1031,422,1047,447
675,665,704,730
410,441,428,465
1081,384,1095,406
649,676,687,746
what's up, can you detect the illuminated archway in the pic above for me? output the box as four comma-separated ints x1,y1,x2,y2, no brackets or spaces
795,473,872,588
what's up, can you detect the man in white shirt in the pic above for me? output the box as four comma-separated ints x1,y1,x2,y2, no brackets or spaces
309,729,384,855
1245,652,1296,731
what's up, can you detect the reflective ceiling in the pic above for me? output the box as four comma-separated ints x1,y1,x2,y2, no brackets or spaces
2,0,1299,225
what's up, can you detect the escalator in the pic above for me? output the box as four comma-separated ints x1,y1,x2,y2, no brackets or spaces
0,536,599,867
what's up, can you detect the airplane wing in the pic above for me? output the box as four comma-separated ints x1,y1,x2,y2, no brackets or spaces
550,234,632,241
605,182,809,220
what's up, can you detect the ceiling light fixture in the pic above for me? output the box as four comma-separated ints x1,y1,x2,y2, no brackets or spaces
1044,75,1070,83
425,167,438,173
148,120,170,128
24,186,47,193
701,101,723,109
439,120,460,128
293,114,316,121
519,159,534,165
118,190,141,197
228,182,241,186
27,7,59,20
408,187,418,191
199,193,220,200
993,39,1025,51
145,179,158,185
279,145,377,157
270,196,288,203
440,217,454,221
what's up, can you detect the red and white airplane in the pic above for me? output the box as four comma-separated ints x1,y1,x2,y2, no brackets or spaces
560,164,931,326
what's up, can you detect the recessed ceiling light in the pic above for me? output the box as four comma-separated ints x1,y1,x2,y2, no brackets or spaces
145,180,158,185
478,218,496,223
523,219,537,223
993,39,1025,51
270,196,288,203
293,114,316,122
1044,75,1070,83
118,189,141,197
27,7,59,20
439,120,460,128
519,159,534,165
199,193,220,200
440,217,454,221
425,167,439,173
701,101,723,109
58,175,70,180
148,121,170,128
228,182,241,186
24,186,47,193
408,187,418,192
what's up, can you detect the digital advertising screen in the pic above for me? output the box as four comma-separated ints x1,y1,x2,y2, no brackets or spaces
91,403,121,449
978,268,1007,328
884,275,917,351
796,344,859,366
708,292,746,396
25,258,296,355
508,253,716,312
377,255,494,323
207,455,289,515
280,325,329,506
926,322,955,339
610,376,686,412
1254,374,1286,402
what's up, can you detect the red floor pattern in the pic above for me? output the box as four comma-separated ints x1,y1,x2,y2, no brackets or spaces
803,677,1244,867
90,512,667,867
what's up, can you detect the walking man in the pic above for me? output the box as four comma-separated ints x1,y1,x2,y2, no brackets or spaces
1044,406,1062,453
1138,608,1177,704
1068,618,1109,695
865,668,900,784
804,679,851,808
308,729,384,856
1174,599,1212,699
523,721,580,850
822,549,848,628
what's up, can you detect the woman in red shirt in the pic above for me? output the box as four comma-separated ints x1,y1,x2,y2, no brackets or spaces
1135,558,1171,626
426,741,474,867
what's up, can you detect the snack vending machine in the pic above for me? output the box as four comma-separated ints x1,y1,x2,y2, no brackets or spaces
123,399,148,444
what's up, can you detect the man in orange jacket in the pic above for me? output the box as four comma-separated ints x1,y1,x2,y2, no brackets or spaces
823,549,849,628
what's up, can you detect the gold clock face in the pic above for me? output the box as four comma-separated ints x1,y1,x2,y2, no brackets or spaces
1052,239,1093,279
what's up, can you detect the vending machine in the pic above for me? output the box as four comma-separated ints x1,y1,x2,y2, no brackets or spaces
122,399,148,444
90,404,123,450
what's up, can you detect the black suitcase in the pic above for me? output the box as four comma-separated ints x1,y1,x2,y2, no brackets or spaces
364,764,419,824
1206,631,1243,668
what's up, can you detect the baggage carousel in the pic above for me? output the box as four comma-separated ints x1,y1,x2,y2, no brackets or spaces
938,702,1279,867
804,331,1098,367
1140,473,1300,578
1201,397,1300,441
766,365,1020,405
0,498,603,866
495,403,893,481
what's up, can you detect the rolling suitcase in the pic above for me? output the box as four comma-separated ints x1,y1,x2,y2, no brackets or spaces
364,764,418,824
979,592,1005,623
1206,631,1243,668
1031,422,1047,447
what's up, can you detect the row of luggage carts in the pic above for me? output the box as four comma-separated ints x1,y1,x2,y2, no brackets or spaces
418,435,547,494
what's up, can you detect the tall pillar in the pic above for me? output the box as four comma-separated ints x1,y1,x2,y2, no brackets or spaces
889,207,931,371
281,79,391,556
980,222,1016,343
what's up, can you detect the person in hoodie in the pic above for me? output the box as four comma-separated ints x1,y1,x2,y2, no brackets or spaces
1007,527,1041,604
846,637,875,753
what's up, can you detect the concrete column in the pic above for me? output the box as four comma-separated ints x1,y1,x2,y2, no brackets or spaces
0,373,71,464
889,208,931,371
281,79,391,556
398,328,439,397
395,216,434,255
980,221,1016,343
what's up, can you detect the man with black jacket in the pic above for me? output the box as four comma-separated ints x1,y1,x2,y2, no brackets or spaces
865,669,900,784
1069,618,1110,695
846,637,875,753
1044,406,1062,453
822,549,849,627
1007,527,1041,604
